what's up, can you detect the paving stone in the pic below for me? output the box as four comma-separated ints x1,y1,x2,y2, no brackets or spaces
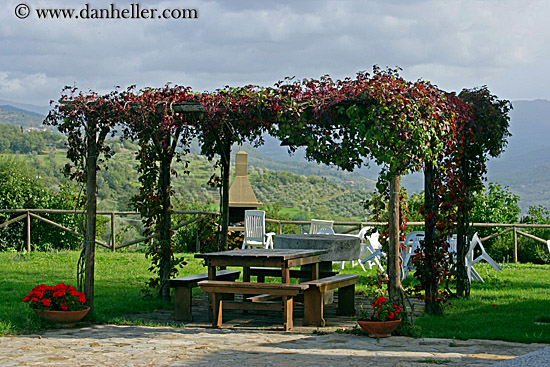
1,292,548,367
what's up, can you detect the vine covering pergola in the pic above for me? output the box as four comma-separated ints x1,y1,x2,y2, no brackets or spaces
46,67,510,315
271,68,460,311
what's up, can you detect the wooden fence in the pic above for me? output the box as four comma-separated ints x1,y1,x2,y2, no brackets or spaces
1,209,549,262
0,209,217,252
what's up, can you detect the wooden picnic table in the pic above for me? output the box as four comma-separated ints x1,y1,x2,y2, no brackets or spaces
195,248,328,330
195,248,328,283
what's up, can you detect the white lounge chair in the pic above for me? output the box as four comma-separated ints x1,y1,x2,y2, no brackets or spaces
339,226,370,270
466,232,502,283
242,210,275,249
358,230,386,272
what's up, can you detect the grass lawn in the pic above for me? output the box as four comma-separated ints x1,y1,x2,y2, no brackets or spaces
414,263,550,343
1,250,549,343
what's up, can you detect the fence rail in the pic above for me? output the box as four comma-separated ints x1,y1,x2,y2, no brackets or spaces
0,209,217,252
1,209,549,262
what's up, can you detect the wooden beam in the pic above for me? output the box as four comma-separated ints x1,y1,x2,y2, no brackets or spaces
481,227,514,242
29,213,82,238
0,214,26,229
29,213,108,248
517,230,548,245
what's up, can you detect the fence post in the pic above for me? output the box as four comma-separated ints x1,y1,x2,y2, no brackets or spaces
111,212,115,252
26,210,31,252
195,214,201,252
513,226,518,263
278,220,282,234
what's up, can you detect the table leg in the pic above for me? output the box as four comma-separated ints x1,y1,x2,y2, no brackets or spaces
208,265,216,322
303,288,325,327
283,295,293,331
319,261,334,304
311,262,320,280
282,266,290,284
212,293,222,328
319,261,333,274
208,265,216,280
243,266,251,282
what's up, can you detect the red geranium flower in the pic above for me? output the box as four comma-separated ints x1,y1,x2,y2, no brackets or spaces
23,283,87,312
358,294,403,322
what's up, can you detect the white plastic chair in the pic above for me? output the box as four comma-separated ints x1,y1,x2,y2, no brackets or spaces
309,219,334,235
358,230,386,272
316,226,335,235
242,210,275,249
401,231,425,279
339,227,370,270
447,234,458,257
466,232,502,283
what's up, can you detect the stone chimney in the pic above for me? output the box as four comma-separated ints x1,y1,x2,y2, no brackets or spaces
228,151,262,224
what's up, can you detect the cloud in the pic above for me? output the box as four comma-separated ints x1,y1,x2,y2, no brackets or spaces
1,0,550,105
0,71,62,105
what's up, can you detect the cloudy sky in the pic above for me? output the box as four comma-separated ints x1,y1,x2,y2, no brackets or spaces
1,0,549,107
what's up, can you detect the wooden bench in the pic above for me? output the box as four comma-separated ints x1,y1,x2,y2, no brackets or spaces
302,274,359,327
249,267,338,282
169,270,240,321
198,280,308,331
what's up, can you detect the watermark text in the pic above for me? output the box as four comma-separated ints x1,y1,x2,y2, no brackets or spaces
15,3,199,20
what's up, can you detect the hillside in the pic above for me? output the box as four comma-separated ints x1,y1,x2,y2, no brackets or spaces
103,148,372,221
9,141,372,222
238,143,376,191
0,98,50,115
0,106,47,131
2,96,550,212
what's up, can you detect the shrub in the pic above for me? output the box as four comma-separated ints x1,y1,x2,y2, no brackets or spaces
470,183,521,261
518,206,550,264
0,156,83,251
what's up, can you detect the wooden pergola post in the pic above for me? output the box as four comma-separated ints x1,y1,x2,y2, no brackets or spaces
84,118,98,312
387,174,402,304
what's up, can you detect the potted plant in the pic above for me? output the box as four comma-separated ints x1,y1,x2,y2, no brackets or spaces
23,283,89,326
356,294,402,337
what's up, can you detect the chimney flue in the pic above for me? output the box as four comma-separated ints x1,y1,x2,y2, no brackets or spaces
228,151,262,224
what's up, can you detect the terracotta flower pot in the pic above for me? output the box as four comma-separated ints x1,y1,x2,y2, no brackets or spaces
357,319,401,337
34,306,90,327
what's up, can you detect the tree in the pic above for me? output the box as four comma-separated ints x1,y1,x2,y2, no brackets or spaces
519,205,550,264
